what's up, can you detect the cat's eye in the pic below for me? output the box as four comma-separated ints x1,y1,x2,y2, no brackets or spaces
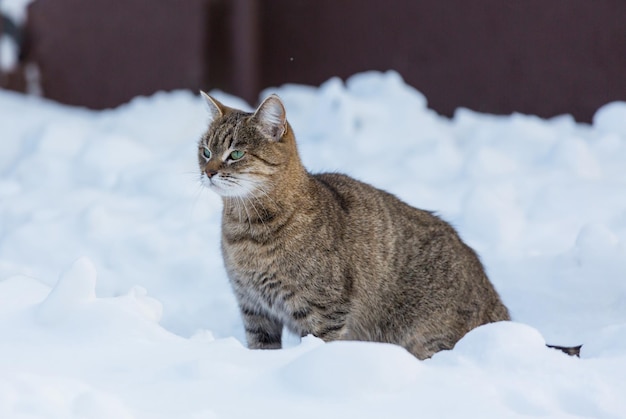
230,150,245,160
202,147,211,159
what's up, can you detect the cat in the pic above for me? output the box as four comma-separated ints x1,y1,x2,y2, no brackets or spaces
197,92,513,360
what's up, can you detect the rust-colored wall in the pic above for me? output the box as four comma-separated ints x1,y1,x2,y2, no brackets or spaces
26,0,209,109
259,0,626,121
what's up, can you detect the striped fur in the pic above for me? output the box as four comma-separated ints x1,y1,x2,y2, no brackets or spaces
198,94,511,359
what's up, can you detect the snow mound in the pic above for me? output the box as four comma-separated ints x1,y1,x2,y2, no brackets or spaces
1,71,626,417
278,339,421,397
594,101,626,136
0,373,134,419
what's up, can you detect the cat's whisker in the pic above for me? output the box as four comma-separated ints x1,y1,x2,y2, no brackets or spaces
237,199,245,224
247,195,270,232
182,170,203,176
231,194,244,224
237,195,253,230
231,179,260,225
240,178,279,208
253,186,279,207
190,183,205,217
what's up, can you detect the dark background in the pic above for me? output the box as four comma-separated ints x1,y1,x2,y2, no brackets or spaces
1,0,625,122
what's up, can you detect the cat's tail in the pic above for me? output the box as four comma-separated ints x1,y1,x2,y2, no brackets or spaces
546,344,582,357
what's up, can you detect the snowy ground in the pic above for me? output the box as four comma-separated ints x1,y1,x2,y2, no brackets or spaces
1,71,626,418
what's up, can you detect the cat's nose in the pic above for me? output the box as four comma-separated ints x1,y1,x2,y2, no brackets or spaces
206,169,218,178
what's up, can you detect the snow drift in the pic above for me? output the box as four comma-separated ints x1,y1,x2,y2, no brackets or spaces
1,71,626,418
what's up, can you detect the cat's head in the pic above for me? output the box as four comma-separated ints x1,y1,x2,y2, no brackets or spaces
198,93,296,198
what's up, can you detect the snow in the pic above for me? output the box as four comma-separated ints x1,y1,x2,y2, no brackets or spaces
1,71,626,418
0,0,34,71
0,0,35,23
0,35,18,71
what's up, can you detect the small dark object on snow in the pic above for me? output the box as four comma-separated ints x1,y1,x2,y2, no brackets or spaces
547,344,582,357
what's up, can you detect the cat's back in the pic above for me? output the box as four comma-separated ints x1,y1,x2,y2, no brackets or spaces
309,171,466,280
311,172,509,354
311,172,450,233
311,172,495,283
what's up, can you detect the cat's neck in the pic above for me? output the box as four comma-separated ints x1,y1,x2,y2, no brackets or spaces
222,149,311,226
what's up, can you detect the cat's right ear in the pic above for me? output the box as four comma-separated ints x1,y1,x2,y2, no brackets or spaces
201,91,225,124
253,94,287,141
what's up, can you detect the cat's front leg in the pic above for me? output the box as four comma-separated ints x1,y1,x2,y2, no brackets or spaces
287,303,349,343
239,305,283,349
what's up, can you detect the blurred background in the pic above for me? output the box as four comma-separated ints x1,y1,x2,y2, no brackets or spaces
1,0,625,122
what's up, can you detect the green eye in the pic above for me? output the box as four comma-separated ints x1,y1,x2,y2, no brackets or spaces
202,147,211,159
230,150,245,160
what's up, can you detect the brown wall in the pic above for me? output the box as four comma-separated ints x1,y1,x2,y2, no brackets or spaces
257,0,626,121
25,0,210,109
3,0,625,122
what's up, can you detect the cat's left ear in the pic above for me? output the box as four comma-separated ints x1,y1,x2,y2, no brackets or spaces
253,94,286,141
201,91,226,124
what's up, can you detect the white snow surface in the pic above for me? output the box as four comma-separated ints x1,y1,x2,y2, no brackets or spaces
1,71,626,418
0,35,18,71
0,0,35,23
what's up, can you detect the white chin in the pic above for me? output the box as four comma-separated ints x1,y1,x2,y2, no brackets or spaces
211,186,248,198
201,174,252,198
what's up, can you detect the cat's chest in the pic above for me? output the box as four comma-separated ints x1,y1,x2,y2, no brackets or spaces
222,232,282,270
227,255,297,318
223,236,307,305
223,234,285,282
221,214,308,270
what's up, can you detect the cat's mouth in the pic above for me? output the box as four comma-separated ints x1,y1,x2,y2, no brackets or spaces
201,173,229,196
201,172,258,198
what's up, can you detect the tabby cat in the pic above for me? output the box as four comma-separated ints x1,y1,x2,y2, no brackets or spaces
198,92,510,359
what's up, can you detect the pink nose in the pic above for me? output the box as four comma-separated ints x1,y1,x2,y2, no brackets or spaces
206,169,218,178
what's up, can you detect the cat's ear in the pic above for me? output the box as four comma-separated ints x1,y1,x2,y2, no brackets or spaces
201,91,225,124
253,94,286,141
